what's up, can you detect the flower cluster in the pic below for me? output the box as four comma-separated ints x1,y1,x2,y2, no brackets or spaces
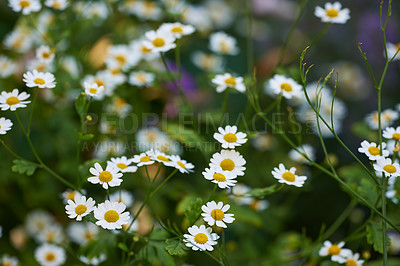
319,240,364,265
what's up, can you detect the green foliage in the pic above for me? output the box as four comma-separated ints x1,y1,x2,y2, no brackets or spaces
165,123,212,154
184,197,203,226
229,204,263,227
248,183,284,198
75,93,86,119
11,159,38,176
77,132,94,141
165,239,187,256
366,221,391,254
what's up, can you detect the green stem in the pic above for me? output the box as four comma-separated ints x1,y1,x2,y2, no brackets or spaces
221,88,230,115
0,139,23,160
27,87,39,136
382,177,388,265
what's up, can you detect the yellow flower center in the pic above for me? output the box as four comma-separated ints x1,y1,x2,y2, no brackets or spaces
84,231,94,240
6,96,20,105
37,65,46,72
3,261,12,266
117,163,128,169
383,164,397,174
89,88,98,94
42,52,51,59
394,143,400,153
66,191,76,200
211,209,225,221
213,173,226,182
223,133,237,143
224,77,236,86
146,131,157,142
140,155,151,162
171,26,183,33
393,133,400,141
34,78,46,85
346,259,357,266
220,159,235,171
194,233,208,244
115,55,126,63
177,161,186,169
368,146,381,156
75,204,87,215
104,210,119,223
152,38,165,47
282,172,295,182
141,45,152,54
52,2,62,8
45,252,55,262
99,171,113,183
280,83,292,92
95,80,104,87
19,0,30,8
326,8,339,18
115,98,126,108
45,231,55,242
136,73,147,83
220,42,230,53
156,155,169,162
328,244,341,255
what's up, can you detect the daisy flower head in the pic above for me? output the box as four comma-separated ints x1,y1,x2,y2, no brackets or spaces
147,149,174,167
34,243,66,266
210,149,246,176
132,152,155,167
67,222,99,245
159,22,195,39
170,155,194,173
0,117,13,135
45,0,68,10
387,140,400,155
358,140,389,161
65,194,95,221
335,250,364,265
0,56,17,78
37,224,64,244
191,51,224,72
365,109,399,130
84,82,105,99
203,167,237,189
129,39,159,62
109,190,134,208
213,125,247,149
9,0,42,15
264,74,302,100
271,163,307,187
211,73,245,93
183,225,219,251
107,156,137,173
387,42,400,61
79,255,107,266
94,200,130,230
25,210,55,236
201,201,235,228
209,32,238,55
128,71,155,87
374,157,400,178
143,29,176,53
1,255,18,266
88,162,123,189
288,144,316,164
60,189,85,204
23,70,56,89
36,45,55,63
319,241,351,262
106,44,140,71
314,2,350,24
0,89,31,111
383,126,400,141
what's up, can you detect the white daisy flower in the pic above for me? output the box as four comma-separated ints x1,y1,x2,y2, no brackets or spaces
4,27,35,53
103,65,127,86
201,201,235,228
213,125,247,149
84,82,105,99
27,59,54,73
34,243,66,266
202,167,237,189
109,190,134,208
249,199,270,211
386,184,399,204
147,149,174,166
60,189,85,204
365,109,399,130
319,241,351,262
94,200,130,230
88,163,123,189
79,254,107,266
104,97,132,119
121,217,139,232
288,144,316,164
60,56,80,78
129,39,159,62
209,150,246,176
0,56,17,78
128,71,155,87
383,126,400,141
143,29,176,53
37,224,64,244
105,44,140,71
159,22,195,39
25,210,54,237
211,73,245,93
45,0,68,10
335,250,364,265
36,45,55,63
65,194,95,221
209,32,238,55
9,0,42,15
387,140,400,155
0,89,31,111
229,183,253,205
271,163,307,187
191,51,223,72
314,2,350,24
23,70,56,89
358,140,389,161
67,222,98,245
136,127,168,152
1,255,18,266
0,117,13,135
132,152,155,167
182,5,212,33
131,1,163,21
183,225,219,251
387,42,400,61
264,74,302,99
169,155,195,173
83,72,116,97
107,156,137,173
374,157,400,178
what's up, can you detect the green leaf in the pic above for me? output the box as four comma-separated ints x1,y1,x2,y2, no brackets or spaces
366,221,391,254
12,159,38,176
248,184,284,198
357,178,379,206
184,198,203,226
75,93,86,119
77,132,94,141
165,123,212,154
118,243,129,252
229,204,263,227
165,239,187,256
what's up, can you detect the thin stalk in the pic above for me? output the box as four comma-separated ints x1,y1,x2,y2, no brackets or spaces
27,87,39,136
221,88,230,115
0,139,24,160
